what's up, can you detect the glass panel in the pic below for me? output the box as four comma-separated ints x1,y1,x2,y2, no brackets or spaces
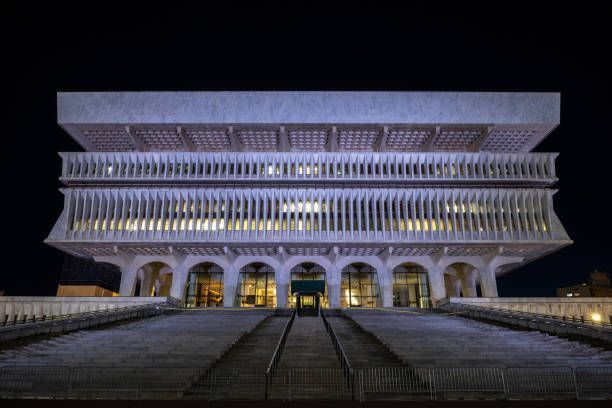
392,264,431,308
185,263,224,307
340,263,381,308
236,263,276,307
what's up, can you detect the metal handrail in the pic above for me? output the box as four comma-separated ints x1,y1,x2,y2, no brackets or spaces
0,301,168,329
264,309,296,398
445,302,612,329
320,310,355,398
0,364,610,400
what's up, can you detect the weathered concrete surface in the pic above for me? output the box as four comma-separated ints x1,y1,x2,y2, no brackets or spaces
58,91,560,125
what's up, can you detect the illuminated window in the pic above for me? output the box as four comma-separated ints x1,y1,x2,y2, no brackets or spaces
340,263,380,308
392,263,431,308
185,262,224,307
236,263,276,307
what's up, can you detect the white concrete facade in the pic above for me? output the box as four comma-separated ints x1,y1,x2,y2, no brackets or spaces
45,92,571,307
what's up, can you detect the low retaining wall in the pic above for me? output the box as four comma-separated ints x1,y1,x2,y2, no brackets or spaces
0,297,167,324
0,304,165,343
449,297,612,324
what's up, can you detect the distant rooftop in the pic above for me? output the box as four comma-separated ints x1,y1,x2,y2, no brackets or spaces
57,91,560,153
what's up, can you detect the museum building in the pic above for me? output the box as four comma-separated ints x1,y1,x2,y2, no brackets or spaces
45,91,571,308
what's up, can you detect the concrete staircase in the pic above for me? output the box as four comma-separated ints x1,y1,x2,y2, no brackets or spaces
344,310,612,368
326,316,403,368
278,316,340,369
185,313,291,399
0,309,272,398
269,316,350,399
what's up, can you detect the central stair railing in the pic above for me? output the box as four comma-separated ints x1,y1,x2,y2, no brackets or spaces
264,309,296,399
321,310,355,399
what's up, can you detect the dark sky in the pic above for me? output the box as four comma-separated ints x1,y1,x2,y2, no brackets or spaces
2,6,611,296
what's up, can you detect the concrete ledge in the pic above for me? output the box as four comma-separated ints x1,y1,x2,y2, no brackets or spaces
0,304,165,343
450,297,612,324
0,297,167,324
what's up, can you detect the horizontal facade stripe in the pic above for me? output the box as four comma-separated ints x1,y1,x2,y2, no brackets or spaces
55,187,555,243
60,152,557,186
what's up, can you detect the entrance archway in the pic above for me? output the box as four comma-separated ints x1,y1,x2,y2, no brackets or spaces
135,262,173,297
392,263,431,308
185,262,224,307
340,262,381,308
288,263,328,308
236,262,276,307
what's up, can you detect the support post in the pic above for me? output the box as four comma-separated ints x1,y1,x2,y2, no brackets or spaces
170,264,189,302
327,264,341,308
119,264,139,296
224,264,239,307
479,264,499,297
428,265,447,305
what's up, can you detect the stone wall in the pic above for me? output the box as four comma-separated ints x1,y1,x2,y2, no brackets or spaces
0,297,166,323
450,297,612,323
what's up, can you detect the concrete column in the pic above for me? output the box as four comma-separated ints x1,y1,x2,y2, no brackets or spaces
170,265,189,301
275,265,290,308
224,265,239,307
140,267,156,297
327,265,341,308
445,274,459,297
428,265,447,304
454,278,462,297
479,265,499,297
119,265,139,296
459,268,477,297
380,265,394,307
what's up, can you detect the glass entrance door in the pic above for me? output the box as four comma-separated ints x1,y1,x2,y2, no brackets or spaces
296,294,320,316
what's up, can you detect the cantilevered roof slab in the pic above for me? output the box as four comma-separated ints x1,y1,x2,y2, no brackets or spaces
57,91,560,153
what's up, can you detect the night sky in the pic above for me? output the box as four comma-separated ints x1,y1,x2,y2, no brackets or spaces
3,6,610,297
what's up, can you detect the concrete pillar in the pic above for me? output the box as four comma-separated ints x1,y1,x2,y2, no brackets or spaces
327,265,341,308
428,266,447,304
170,265,189,301
275,265,290,308
444,274,459,297
140,267,157,297
479,265,499,297
459,268,477,297
380,265,394,307
158,274,173,297
119,265,139,296
454,278,462,297
224,265,239,307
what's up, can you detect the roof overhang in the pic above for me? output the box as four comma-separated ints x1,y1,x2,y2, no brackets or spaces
57,91,560,153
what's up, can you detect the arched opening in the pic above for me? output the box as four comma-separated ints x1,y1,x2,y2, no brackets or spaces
340,262,381,308
288,263,328,308
185,262,224,307
392,263,431,308
135,262,173,297
444,262,480,298
236,262,276,307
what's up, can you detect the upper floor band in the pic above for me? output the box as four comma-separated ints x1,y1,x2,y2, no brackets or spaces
49,187,566,245
59,152,557,187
